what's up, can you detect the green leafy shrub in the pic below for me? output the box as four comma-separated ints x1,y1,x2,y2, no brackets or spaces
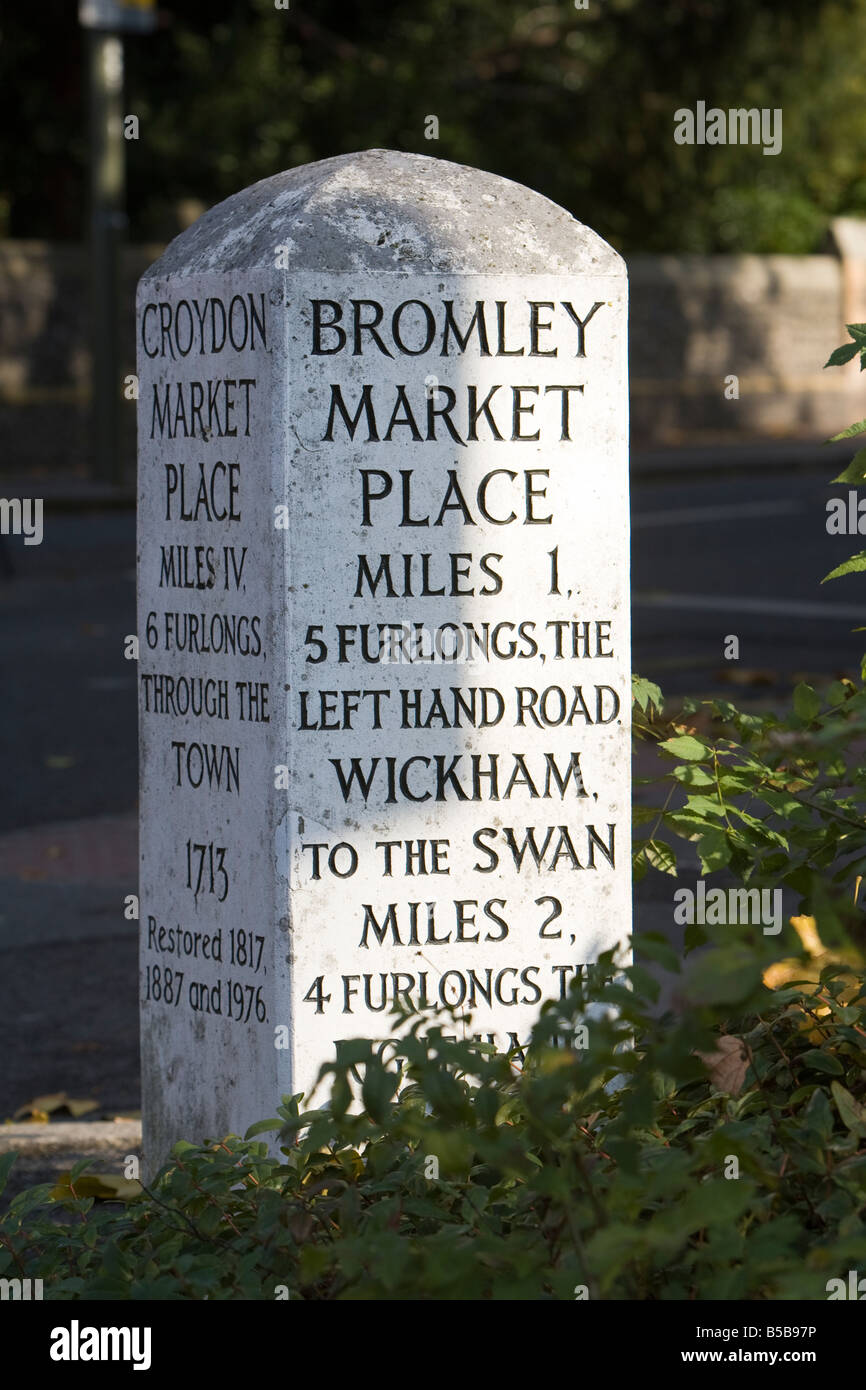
3,942,866,1300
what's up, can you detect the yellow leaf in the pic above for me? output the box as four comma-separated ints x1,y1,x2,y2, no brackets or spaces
537,1047,579,1074
763,917,863,1041
51,1172,142,1202
65,1098,100,1118
13,1092,66,1120
13,1092,99,1121
336,1149,364,1180
790,915,823,957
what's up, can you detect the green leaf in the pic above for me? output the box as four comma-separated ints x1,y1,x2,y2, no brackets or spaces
828,417,866,442
334,1039,372,1067
659,734,711,762
793,683,821,722
822,551,866,583
197,1204,225,1236
697,828,732,873
683,946,759,1006
682,794,725,819
0,1151,17,1197
758,789,809,820
585,1224,646,1288
672,763,715,787
804,1087,833,1142
728,807,788,849
831,1081,866,1136
641,839,678,876
832,447,866,484
788,1085,818,1106
361,1064,399,1123
684,921,708,952
825,342,859,367
244,1117,283,1140
799,1049,844,1076
632,674,663,713
667,811,716,836
635,933,682,973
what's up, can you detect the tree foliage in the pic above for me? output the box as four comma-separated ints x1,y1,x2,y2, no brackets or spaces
3,0,866,249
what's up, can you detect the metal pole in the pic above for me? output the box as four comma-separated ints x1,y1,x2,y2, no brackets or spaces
87,29,125,485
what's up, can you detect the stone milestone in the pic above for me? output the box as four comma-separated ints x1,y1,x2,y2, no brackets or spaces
136,149,630,1167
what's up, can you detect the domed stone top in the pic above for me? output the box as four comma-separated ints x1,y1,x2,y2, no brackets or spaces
143,149,623,282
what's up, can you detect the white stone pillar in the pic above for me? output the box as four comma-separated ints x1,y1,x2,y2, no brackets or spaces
137,150,630,1167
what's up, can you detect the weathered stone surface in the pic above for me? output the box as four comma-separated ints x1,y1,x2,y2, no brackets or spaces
137,150,630,1170
144,149,621,280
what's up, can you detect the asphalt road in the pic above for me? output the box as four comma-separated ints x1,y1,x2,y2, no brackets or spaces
0,510,137,835
632,468,865,698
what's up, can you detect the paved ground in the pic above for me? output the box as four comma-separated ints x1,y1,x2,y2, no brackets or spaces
631,458,864,698
0,505,139,1125
0,1120,141,1207
0,815,139,1121
0,438,861,1137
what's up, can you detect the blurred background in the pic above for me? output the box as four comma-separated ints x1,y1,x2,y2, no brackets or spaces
2,0,866,1149
5,0,866,474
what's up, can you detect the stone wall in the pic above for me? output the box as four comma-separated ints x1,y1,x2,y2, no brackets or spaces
628,252,859,444
1,231,864,476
